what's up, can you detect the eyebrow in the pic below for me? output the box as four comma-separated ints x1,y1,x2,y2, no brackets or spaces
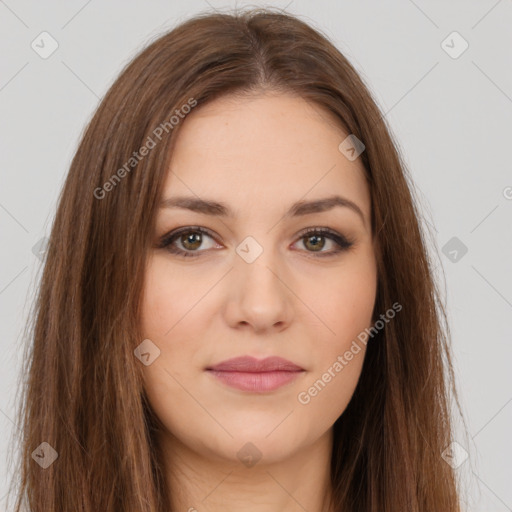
159,194,366,224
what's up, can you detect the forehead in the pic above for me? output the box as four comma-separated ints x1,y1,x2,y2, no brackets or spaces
163,93,370,223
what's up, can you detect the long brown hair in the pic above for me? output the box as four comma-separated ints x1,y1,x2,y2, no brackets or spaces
8,7,464,511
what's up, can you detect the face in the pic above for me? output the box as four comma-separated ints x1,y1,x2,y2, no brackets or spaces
140,92,378,466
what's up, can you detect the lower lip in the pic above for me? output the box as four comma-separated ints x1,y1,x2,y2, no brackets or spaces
206,370,304,392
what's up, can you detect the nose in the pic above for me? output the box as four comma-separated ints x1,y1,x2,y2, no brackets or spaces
223,247,294,334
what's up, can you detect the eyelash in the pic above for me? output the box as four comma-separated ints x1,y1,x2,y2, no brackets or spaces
157,226,354,259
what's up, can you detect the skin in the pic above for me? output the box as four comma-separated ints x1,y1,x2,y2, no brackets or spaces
140,92,378,512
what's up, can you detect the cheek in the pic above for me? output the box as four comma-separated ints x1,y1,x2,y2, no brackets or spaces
308,248,377,342
296,346,366,435
139,258,206,433
295,287,374,429
140,258,168,337
295,250,376,418
139,257,199,387
140,256,206,338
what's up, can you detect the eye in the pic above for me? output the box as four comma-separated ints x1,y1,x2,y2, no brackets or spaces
157,226,354,258
292,227,354,257
157,226,221,258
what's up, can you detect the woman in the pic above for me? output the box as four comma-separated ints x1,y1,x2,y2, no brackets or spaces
9,7,464,511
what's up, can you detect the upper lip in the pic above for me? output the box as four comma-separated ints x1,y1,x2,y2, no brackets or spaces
205,356,304,372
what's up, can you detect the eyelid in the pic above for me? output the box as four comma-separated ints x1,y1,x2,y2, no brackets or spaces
157,225,220,250
292,226,355,255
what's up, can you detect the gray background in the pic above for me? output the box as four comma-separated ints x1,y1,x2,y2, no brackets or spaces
1,0,511,510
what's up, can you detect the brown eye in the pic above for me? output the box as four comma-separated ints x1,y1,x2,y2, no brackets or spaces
303,234,326,252
158,226,220,258
294,227,354,257
159,226,354,259
180,232,203,251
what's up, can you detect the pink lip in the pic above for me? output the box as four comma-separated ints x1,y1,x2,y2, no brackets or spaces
205,356,305,392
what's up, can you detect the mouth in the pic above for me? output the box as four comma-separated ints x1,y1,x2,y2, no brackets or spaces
205,356,305,393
